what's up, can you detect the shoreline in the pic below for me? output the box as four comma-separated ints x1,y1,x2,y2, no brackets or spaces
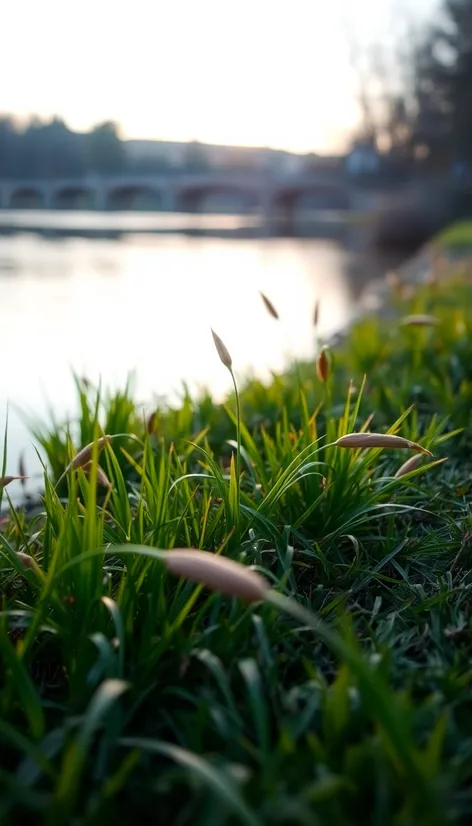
0,209,357,242
2,224,472,820
2,224,469,520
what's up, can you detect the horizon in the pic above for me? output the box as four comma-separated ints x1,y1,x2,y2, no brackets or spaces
3,116,346,157
3,0,438,155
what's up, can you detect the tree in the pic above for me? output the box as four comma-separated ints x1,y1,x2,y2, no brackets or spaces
184,141,209,172
345,24,417,161
0,117,17,178
346,0,472,171
409,0,472,166
86,122,126,175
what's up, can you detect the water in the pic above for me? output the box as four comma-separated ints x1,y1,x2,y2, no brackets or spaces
0,210,374,487
0,208,260,233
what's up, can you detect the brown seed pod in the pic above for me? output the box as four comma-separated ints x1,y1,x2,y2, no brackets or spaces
164,549,269,603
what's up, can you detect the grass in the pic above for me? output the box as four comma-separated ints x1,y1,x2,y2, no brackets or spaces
434,219,472,250
1,255,472,825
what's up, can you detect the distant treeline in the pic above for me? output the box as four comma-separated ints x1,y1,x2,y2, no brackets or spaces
411,0,472,167
0,118,210,179
355,0,472,173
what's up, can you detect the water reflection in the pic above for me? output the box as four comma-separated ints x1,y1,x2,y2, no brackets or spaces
0,222,374,483
0,209,259,233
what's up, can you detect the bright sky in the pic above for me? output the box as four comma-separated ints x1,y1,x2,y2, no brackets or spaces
2,0,438,153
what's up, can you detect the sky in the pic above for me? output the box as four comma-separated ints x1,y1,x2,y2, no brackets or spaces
1,0,439,154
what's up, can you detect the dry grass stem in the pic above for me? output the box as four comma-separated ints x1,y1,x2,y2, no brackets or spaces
164,549,269,603
336,433,432,455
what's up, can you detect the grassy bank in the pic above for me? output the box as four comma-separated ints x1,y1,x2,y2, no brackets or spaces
434,219,472,250
1,246,472,825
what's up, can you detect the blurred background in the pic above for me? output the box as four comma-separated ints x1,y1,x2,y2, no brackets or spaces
1,0,471,475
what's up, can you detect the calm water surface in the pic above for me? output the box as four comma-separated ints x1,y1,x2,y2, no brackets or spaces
0,211,374,485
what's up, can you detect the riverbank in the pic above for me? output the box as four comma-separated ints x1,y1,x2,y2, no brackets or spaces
1,226,471,825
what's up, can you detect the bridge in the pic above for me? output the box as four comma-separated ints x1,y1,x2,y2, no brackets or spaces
0,171,351,233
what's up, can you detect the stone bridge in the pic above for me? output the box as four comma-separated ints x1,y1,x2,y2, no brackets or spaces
0,171,351,232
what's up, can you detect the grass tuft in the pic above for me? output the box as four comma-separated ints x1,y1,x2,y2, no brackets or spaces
1,258,472,824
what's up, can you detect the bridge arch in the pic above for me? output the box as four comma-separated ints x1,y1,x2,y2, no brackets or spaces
53,186,96,210
273,184,350,214
176,184,259,214
9,186,46,210
271,183,351,233
107,185,166,211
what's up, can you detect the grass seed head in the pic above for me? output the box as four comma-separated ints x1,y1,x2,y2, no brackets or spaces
147,411,157,434
400,314,439,327
336,432,432,455
82,461,112,488
68,436,111,471
260,291,279,320
164,549,269,603
0,475,28,489
313,299,320,328
395,455,447,478
316,346,330,382
16,552,41,573
211,329,233,370
394,454,424,477
18,453,27,486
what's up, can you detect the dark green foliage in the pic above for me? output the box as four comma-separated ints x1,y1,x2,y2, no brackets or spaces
412,0,472,165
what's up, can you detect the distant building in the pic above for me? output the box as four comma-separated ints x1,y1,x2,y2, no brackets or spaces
124,139,312,175
126,140,188,169
345,143,381,176
302,153,344,175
